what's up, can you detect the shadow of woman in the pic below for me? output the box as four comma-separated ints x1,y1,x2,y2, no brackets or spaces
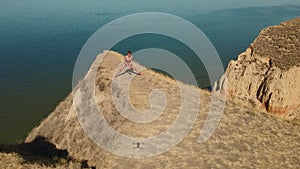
114,68,141,78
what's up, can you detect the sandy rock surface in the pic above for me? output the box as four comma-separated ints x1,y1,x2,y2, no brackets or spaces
213,17,300,122
24,51,300,169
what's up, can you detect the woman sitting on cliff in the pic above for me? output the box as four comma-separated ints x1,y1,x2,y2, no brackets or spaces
115,51,143,77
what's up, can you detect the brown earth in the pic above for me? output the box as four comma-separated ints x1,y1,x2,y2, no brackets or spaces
22,51,300,168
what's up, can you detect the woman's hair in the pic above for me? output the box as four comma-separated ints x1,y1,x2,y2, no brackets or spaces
127,50,131,54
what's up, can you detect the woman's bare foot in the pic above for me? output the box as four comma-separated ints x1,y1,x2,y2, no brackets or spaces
138,72,144,77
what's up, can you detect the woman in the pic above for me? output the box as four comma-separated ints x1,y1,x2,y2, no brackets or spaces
115,51,143,77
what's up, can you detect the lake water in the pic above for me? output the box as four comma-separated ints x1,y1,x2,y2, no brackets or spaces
0,0,299,143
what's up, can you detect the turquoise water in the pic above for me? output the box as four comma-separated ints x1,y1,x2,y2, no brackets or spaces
0,0,299,143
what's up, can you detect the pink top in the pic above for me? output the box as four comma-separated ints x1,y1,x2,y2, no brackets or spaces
124,55,133,66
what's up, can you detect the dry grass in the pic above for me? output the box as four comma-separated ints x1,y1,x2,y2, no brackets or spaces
0,136,88,169
19,51,300,168
252,17,300,70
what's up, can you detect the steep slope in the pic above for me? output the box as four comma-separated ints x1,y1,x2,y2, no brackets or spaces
25,51,300,168
213,17,300,122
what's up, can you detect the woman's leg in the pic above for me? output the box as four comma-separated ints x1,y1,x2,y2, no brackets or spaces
115,64,126,76
131,64,143,76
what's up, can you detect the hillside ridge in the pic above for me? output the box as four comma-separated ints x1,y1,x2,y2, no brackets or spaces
24,49,300,168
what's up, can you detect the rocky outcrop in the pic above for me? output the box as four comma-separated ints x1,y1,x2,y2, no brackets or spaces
213,17,300,121
23,50,300,168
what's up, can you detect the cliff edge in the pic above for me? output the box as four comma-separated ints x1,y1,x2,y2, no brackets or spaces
213,17,300,122
23,50,300,168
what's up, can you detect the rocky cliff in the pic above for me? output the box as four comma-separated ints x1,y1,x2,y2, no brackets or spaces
22,50,300,168
213,17,300,122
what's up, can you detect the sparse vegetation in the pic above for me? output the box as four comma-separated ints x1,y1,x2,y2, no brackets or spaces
20,50,300,168
253,17,300,70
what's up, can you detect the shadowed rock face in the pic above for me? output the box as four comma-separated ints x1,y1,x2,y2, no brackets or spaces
0,136,87,168
214,17,300,122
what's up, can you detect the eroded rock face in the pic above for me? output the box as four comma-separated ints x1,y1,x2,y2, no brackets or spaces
213,17,300,121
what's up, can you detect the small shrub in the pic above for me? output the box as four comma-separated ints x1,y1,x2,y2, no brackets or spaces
98,82,106,91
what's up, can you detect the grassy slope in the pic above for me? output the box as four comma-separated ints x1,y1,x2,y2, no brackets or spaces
22,51,300,168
